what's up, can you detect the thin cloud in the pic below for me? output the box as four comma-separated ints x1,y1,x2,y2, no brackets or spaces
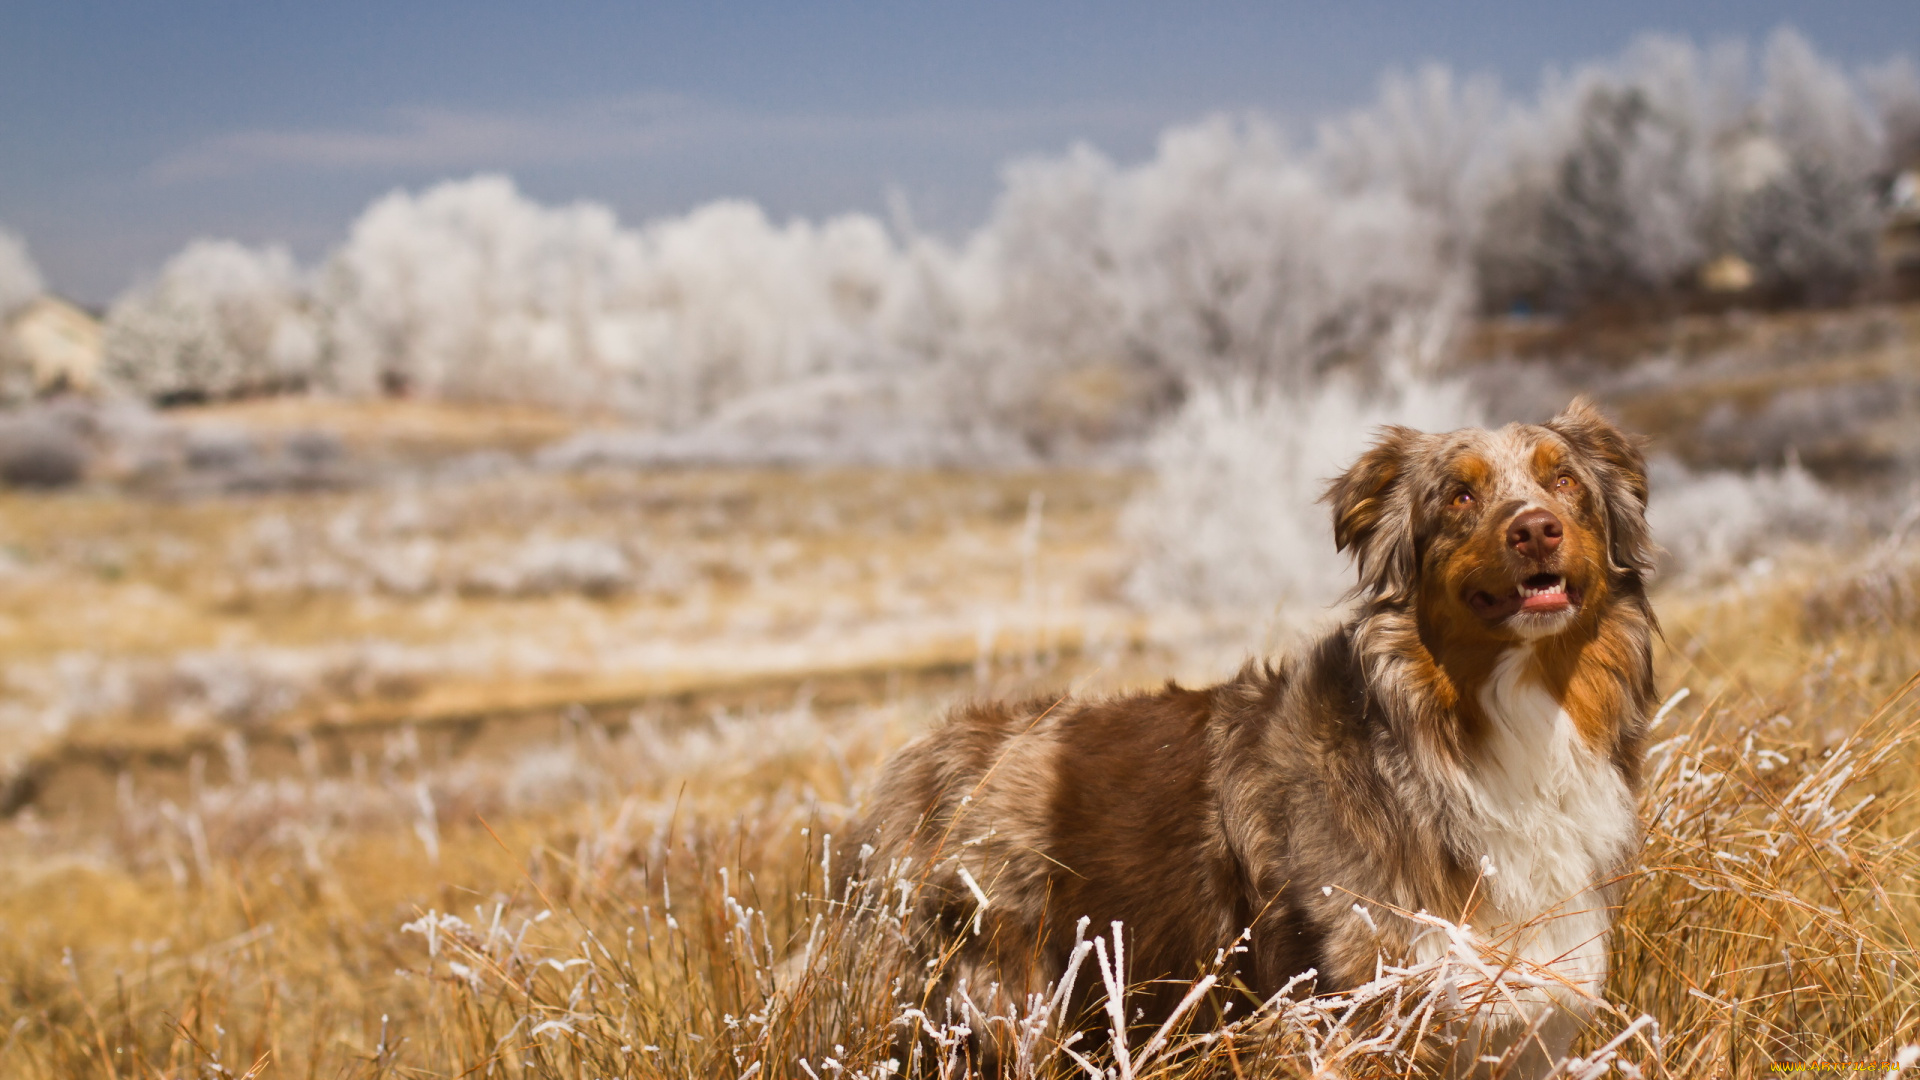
148,96,1177,183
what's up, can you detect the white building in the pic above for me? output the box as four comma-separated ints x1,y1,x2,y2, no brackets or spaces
3,295,103,398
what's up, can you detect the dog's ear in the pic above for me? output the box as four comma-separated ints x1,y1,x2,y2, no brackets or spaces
1546,397,1655,576
1325,426,1421,603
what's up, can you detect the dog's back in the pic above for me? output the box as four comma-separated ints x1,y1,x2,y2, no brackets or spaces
856,671,1296,1020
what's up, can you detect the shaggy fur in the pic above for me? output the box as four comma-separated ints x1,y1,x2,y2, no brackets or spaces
845,399,1657,1076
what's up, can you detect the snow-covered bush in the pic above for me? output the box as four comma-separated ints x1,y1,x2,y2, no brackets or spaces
0,409,89,488
1318,64,1509,262
954,117,1465,458
1475,37,1740,310
103,240,319,402
984,118,1457,394
1865,57,1920,171
1732,31,1886,302
320,176,915,423
624,199,910,422
1122,378,1482,616
1646,455,1848,579
1475,29,1894,312
320,175,646,406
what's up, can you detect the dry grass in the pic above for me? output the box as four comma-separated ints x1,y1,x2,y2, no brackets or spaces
1,538,1917,1076
1463,301,1920,480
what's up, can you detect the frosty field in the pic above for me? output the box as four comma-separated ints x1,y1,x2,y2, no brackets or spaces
2,372,1919,1076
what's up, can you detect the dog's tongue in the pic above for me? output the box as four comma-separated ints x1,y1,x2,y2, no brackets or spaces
1517,574,1571,612
1520,590,1571,612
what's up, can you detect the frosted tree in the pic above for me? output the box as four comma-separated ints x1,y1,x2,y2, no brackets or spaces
623,199,910,425
102,240,318,403
1474,37,1740,311
1728,29,1885,303
1864,57,1920,172
975,117,1456,434
319,175,646,405
1126,119,1453,386
320,175,916,424
1544,85,1698,298
962,144,1144,443
1318,64,1509,263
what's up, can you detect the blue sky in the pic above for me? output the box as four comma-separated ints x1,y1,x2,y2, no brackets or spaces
2,1,1914,303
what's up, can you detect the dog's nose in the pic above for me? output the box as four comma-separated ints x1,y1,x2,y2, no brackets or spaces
1507,509,1563,560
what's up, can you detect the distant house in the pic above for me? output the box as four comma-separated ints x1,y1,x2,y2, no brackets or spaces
3,295,103,396
1698,253,1756,295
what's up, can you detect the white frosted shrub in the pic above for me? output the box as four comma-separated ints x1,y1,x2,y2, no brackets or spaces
1123,378,1482,616
1760,30,1883,188
321,176,916,424
321,175,649,405
1473,30,1898,311
1733,30,1885,301
1864,57,1920,170
1318,64,1508,260
959,144,1132,432
1646,456,1847,580
103,240,318,402
982,118,1455,395
1119,120,1450,388
1475,36,1739,308
953,117,1466,463
622,201,909,423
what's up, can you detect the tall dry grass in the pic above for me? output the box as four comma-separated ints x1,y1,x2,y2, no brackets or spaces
3,548,1919,1077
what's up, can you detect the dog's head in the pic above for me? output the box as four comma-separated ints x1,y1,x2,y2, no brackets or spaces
1325,398,1652,641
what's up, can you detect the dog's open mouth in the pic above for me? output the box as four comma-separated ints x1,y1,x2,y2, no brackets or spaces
1467,573,1582,621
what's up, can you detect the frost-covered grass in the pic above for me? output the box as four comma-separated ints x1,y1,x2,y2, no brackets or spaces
0,410,1139,767
1,544,1916,1077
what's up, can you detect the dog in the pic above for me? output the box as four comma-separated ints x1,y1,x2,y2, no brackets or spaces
841,399,1657,1076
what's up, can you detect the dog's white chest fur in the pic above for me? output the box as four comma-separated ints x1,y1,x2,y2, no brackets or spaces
1442,646,1637,993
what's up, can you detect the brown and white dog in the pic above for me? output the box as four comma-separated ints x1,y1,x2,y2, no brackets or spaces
844,399,1657,1075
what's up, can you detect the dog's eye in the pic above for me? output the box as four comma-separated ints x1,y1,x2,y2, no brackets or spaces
1555,474,1577,491
1451,489,1474,507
